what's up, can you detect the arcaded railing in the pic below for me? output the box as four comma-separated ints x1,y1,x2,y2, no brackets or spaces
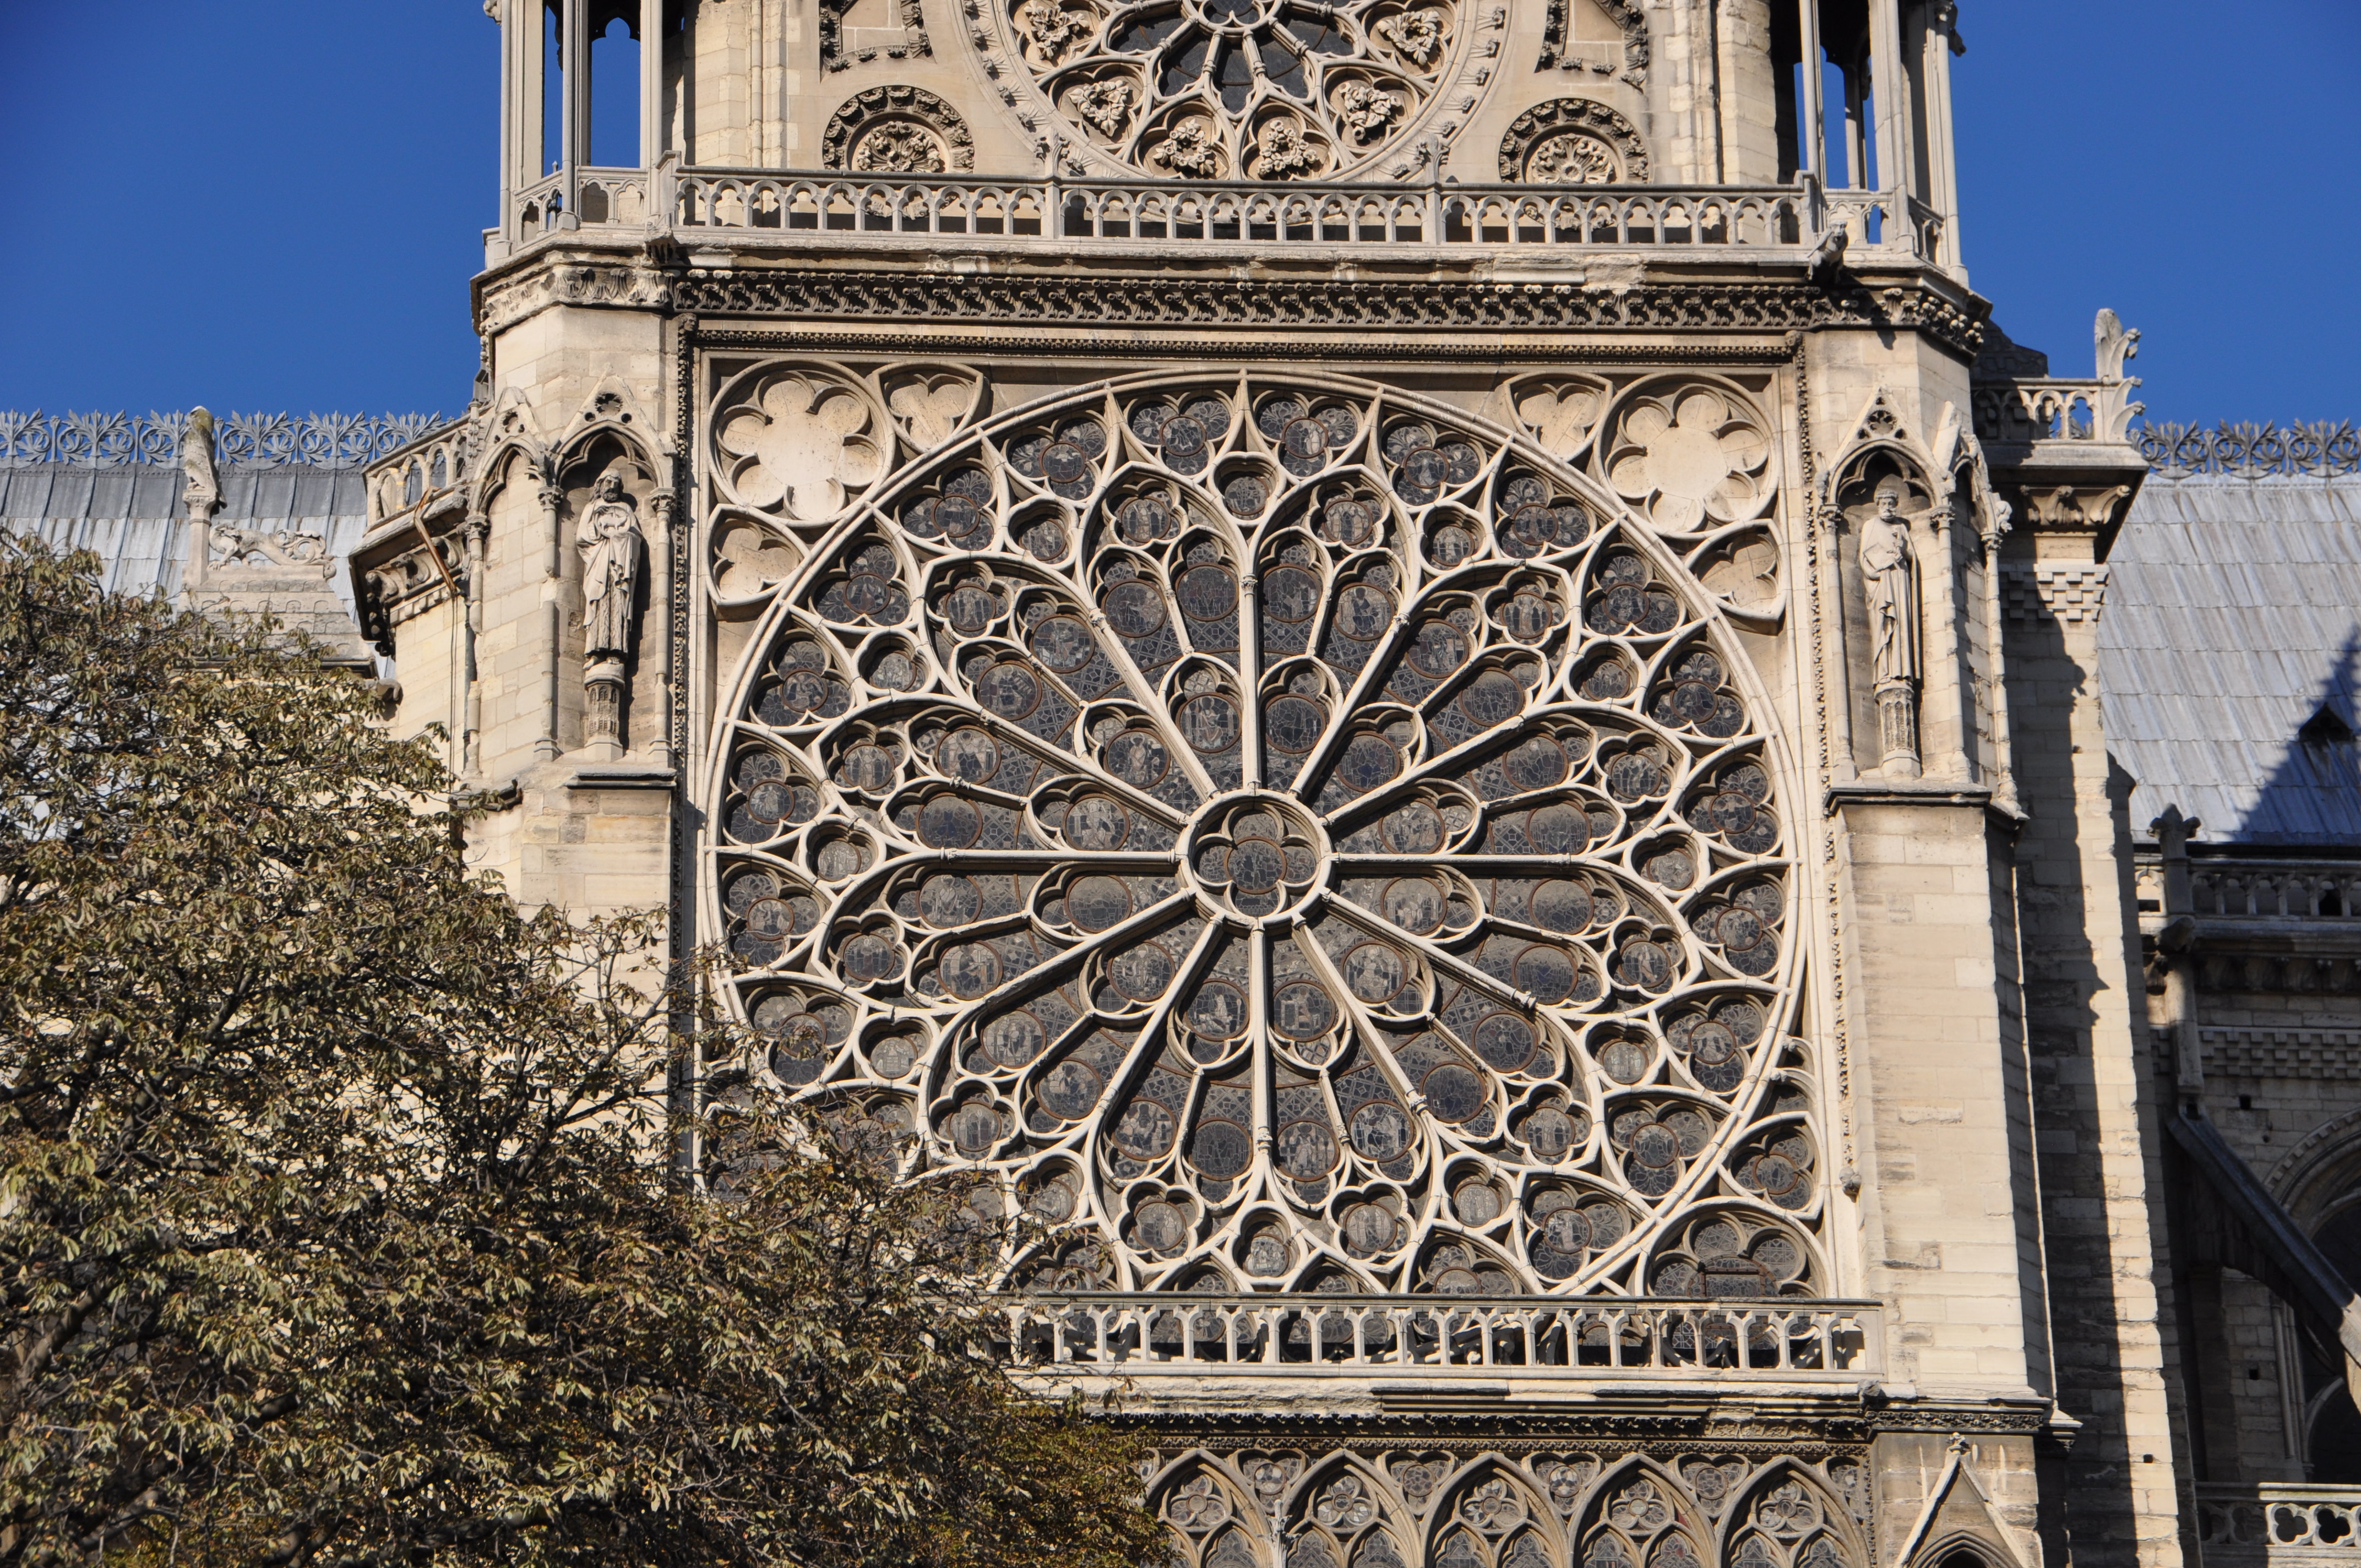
515,163,1942,259
2136,857,2361,923
512,166,652,242
2196,1485,2361,1567
999,1294,1879,1381
366,422,477,526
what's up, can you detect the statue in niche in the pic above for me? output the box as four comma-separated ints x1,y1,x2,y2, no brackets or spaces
1841,468,1928,778
578,472,644,662
1859,476,1921,690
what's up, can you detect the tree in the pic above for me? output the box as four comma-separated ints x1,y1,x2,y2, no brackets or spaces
0,537,1167,1568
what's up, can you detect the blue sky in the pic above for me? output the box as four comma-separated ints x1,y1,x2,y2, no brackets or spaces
1,1,2354,425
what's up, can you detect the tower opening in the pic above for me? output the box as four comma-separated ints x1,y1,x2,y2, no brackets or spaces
589,4,642,168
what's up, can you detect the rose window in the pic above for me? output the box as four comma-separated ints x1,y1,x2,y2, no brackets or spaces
1001,0,1462,179
706,371,1819,1298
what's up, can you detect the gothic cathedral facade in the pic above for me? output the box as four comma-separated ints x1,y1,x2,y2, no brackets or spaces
333,6,2282,1568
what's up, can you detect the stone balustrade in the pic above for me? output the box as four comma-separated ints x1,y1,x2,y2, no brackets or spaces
513,166,1936,259
999,1294,1880,1381
2196,1485,2361,1568
367,422,477,527
2138,859,2361,922
514,167,652,240
1972,377,2144,448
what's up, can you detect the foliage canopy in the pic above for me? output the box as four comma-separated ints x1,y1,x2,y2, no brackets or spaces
0,537,1166,1568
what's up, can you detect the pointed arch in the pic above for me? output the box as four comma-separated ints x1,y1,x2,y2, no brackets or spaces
1889,1444,2033,1568
1427,1456,1569,1568
1152,1452,1274,1568
1284,1455,1407,1568
1712,1462,1868,1568
1285,1456,1416,1568
1573,1457,1712,1568
1820,386,1943,519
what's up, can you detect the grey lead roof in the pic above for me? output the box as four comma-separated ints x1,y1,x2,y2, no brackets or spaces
0,464,372,615
2099,474,2361,847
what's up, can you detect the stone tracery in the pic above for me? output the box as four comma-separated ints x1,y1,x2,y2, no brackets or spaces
1145,1452,1867,1568
705,369,1820,1298
1000,0,1468,178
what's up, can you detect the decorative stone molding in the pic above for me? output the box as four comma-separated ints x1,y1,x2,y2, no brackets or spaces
1999,564,2107,624
2014,483,2132,537
2192,1028,2361,1082
668,273,1986,357
2192,952,2361,997
1497,98,1649,184
1535,0,1647,83
821,86,976,175
476,263,672,336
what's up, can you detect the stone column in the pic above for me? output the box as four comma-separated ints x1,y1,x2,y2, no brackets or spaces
462,511,490,778
648,488,675,769
536,473,567,760
2000,475,2185,1568
584,657,627,759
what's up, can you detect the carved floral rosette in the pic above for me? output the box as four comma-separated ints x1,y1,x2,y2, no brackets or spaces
997,0,1471,178
1497,98,1649,184
821,85,976,174
701,368,1820,1300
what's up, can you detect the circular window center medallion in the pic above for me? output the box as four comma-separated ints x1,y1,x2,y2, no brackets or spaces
1183,792,1327,922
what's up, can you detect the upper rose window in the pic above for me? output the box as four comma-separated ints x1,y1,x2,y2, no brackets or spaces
1003,0,1463,179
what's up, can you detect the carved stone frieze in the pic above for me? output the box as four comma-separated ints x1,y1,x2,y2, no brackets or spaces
668,274,1984,357
476,262,671,336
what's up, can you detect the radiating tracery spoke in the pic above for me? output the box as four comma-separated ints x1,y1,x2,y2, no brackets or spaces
705,372,1816,1302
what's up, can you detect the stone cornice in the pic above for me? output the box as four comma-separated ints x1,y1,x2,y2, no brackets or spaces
472,244,1987,357
671,269,1984,356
